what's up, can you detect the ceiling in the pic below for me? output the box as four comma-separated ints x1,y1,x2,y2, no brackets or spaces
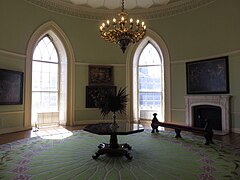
25,0,216,20
59,0,172,10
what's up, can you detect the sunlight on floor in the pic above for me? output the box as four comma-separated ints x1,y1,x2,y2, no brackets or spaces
32,125,73,139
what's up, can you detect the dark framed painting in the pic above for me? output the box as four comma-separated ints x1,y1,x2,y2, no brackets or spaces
0,69,24,105
88,65,113,85
186,56,229,94
86,86,116,108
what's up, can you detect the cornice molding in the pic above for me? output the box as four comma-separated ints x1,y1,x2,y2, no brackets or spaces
24,0,216,20
0,49,26,59
171,49,240,64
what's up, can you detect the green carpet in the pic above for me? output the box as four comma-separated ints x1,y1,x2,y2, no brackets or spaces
0,130,240,180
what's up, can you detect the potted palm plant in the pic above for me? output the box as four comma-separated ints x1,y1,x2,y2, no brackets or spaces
97,87,128,129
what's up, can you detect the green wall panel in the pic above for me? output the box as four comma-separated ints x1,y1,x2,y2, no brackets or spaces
228,53,240,112
171,62,186,109
171,110,185,124
113,65,126,89
75,109,102,121
230,112,240,133
75,65,88,109
0,113,24,129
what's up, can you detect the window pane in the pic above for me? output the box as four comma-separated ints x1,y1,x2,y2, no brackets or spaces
41,63,50,72
50,48,58,62
139,92,161,110
32,92,58,112
32,36,58,63
139,66,161,91
50,72,58,90
139,43,161,65
32,61,41,72
32,62,58,91
138,42,163,120
32,34,59,117
33,46,42,60
32,71,41,90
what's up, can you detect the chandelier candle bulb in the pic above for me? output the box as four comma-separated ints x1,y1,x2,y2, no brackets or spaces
130,19,133,29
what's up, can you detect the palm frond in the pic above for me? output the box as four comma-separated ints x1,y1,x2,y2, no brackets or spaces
97,87,128,118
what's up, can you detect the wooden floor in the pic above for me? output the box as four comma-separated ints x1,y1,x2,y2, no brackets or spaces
0,125,86,145
1,122,240,147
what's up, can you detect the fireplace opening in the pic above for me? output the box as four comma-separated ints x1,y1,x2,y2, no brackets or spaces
193,105,222,131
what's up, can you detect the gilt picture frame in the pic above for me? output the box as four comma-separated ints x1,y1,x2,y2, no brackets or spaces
186,56,229,94
88,65,113,85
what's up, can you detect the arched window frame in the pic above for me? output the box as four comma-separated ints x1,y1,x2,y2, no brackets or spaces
32,35,60,125
25,21,75,129
138,42,163,120
126,29,171,123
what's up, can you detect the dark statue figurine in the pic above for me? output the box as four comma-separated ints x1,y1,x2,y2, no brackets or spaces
204,118,214,145
151,113,159,133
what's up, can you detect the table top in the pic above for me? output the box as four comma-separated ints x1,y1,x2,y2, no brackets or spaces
84,122,144,135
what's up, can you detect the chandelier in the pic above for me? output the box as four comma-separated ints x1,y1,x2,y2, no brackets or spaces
99,0,147,53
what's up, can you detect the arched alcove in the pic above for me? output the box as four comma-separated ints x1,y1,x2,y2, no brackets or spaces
25,21,75,128
126,29,171,123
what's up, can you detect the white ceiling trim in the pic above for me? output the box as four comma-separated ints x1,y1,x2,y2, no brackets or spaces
24,0,216,20
67,0,170,10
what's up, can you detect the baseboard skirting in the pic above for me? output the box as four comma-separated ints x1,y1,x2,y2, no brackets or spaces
231,128,240,134
0,126,32,135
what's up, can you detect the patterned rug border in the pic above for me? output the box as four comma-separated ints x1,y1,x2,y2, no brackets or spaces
1,129,240,179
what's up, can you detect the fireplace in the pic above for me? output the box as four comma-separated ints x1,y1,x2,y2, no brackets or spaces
185,95,231,135
193,105,222,130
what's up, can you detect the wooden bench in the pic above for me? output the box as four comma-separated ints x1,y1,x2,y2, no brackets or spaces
151,121,214,145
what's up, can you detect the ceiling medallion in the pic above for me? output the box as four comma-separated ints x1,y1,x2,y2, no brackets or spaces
99,0,146,53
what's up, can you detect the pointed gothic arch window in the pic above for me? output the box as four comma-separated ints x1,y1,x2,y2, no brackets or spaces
32,35,66,126
138,42,163,120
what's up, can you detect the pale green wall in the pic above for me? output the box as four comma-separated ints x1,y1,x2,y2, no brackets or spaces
149,0,240,128
149,0,240,61
74,64,126,122
0,0,240,133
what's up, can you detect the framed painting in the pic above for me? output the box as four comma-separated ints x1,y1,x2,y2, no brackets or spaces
88,65,113,85
86,86,116,108
0,69,24,105
186,56,229,94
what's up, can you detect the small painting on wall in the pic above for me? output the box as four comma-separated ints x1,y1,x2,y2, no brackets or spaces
86,86,116,108
88,65,113,85
186,56,229,94
0,69,24,105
